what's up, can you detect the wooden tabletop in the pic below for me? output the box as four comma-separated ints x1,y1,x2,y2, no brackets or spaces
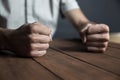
0,39,120,80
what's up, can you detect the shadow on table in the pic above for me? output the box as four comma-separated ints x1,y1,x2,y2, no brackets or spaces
0,51,16,57
52,39,92,53
0,51,32,58
52,39,103,54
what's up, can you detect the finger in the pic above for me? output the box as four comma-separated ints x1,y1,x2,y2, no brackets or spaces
31,43,49,50
29,34,51,43
87,46,106,53
30,50,47,57
87,24,109,34
86,42,108,48
87,33,109,42
30,22,51,35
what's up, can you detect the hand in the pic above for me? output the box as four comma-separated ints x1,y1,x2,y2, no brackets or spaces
6,22,52,57
80,23,110,52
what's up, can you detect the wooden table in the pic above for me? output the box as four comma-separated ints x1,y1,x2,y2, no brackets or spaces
0,39,120,80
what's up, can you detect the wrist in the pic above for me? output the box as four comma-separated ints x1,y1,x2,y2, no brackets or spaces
0,28,13,50
77,21,96,32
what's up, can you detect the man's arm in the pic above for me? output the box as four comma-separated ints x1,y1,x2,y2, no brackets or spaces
64,8,110,52
63,8,90,30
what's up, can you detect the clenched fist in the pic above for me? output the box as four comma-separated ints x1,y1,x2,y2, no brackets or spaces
6,22,52,57
80,23,110,52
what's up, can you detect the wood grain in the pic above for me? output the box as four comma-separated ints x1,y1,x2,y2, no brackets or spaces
0,53,61,80
105,47,120,59
34,48,120,80
109,42,120,49
50,39,120,76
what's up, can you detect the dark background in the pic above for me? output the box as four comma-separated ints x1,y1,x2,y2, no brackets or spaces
53,0,120,39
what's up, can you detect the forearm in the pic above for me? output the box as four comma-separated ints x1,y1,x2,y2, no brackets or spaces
64,8,90,31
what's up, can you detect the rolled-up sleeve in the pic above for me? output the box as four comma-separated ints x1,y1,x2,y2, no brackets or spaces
61,0,80,13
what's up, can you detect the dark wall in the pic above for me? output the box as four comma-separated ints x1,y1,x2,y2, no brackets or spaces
53,0,120,39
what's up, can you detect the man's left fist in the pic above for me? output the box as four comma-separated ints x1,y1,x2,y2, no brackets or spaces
80,23,110,52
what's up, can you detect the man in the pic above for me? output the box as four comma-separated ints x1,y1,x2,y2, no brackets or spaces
0,0,109,57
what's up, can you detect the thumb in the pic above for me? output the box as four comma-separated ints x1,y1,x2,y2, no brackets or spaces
80,23,91,43
80,32,86,43
80,29,87,43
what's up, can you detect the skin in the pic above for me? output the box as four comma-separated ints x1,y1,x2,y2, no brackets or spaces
0,8,110,57
0,22,51,57
64,8,109,52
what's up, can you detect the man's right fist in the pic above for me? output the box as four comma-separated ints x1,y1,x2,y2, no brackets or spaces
6,22,52,57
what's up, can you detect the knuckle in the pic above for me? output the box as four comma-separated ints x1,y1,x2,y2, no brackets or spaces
39,50,47,56
94,47,106,52
44,27,51,35
46,37,51,42
100,24,110,32
87,26,92,34
30,51,34,56
41,50,47,54
101,34,106,38
41,35,51,42
101,33,109,41
87,46,107,52
100,48,106,52
30,43,49,50
103,34,109,41
43,44,49,49
102,42,108,47
106,34,110,41
29,34,51,43
38,50,47,56
105,25,110,32
29,24,39,31
30,23,51,35
30,50,47,57
30,44,35,50
29,35,37,42
48,28,51,34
